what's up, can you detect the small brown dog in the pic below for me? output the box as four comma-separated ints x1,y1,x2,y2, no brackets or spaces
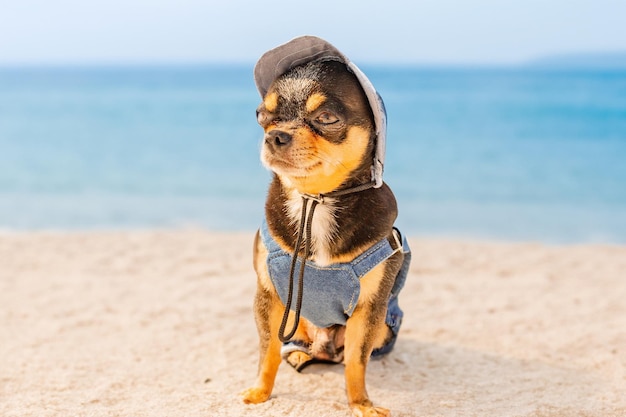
241,36,410,417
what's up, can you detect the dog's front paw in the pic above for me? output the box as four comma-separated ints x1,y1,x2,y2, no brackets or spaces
240,386,271,404
351,405,391,417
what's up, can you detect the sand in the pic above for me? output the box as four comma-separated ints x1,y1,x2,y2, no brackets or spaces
1,230,625,417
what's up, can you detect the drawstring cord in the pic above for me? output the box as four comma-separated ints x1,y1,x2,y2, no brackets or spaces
278,196,318,342
277,181,376,343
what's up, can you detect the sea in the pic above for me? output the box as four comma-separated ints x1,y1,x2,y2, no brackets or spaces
1,65,625,243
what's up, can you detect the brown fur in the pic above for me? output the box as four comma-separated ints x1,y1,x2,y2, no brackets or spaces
242,60,404,417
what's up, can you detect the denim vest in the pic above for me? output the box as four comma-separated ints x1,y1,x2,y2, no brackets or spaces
261,220,410,354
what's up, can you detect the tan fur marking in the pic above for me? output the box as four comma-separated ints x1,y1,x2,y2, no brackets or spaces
358,262,392,349
342,262,391,416
253,234,273,291
264,92,279,113
305,92,326,113
241,303,283,404
343,307,373,408
357,263,387,305
359,263,391,348
288,126,370,195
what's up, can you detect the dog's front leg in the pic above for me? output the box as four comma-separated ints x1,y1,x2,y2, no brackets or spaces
241,284,283,404
344,305,390,417
344,272,391,417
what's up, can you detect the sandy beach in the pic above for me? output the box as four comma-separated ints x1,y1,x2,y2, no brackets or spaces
1,230,625,417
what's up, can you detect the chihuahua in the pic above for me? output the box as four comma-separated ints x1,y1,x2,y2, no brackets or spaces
241,36,410,417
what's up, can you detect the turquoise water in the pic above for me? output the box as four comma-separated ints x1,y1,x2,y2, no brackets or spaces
1,66,625,242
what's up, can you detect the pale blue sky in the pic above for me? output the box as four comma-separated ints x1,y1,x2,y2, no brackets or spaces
1,0,625,65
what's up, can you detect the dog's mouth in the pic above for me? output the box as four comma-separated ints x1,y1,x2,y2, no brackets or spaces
264,155,323,177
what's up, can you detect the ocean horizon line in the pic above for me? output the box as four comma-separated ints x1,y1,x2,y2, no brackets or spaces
2,50,626,71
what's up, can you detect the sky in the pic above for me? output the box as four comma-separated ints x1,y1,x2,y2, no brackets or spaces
1,0,626,66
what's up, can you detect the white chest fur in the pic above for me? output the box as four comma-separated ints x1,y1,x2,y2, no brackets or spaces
284,189,337,267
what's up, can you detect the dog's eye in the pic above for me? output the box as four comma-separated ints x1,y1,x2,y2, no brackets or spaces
315,111,339,125
257,110,269,125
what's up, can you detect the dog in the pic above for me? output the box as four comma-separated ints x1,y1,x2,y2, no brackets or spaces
241,36,410,417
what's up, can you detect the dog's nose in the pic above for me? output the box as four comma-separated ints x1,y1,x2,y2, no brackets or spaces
266,130,292,147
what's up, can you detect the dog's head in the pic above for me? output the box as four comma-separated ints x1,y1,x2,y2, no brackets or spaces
253,36,387,195
256,60,375,195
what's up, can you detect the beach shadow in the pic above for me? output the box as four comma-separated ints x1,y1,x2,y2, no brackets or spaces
290,337,619,416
